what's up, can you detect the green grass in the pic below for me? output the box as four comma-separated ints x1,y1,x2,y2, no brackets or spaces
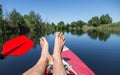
96,22,120,36
96,22,120,31
98,22,120,28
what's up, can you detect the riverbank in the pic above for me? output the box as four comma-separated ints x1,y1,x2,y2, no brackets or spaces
96,22,120,30
82,22,120,31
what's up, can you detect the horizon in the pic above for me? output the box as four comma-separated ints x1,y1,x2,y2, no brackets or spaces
0,0,120,24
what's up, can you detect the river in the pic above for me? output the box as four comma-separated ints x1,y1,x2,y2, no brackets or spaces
0,30,120,75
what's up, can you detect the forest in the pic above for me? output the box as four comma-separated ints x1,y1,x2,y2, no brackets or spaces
1,4,119,35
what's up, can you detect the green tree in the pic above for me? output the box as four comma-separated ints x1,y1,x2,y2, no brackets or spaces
76,20,86,28
7,9,28,33
71,21,77,28
66,23,70,28
0,4,3,33
51,22,56,29
57,21,65,30
23,15,31,26
100,14,112,24
88,16,100,27
58,21,65,26
24,11,44,33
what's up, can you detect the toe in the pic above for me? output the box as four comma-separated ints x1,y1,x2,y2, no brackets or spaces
56,32,60,37
62,35,65,41
60,32,63,37
40,37,43,42
42,37,46,41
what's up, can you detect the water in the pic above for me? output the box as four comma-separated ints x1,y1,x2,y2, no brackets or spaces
0,31,120,75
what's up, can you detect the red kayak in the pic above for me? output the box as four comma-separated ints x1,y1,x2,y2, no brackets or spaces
61,46,95,75
46,46,95,75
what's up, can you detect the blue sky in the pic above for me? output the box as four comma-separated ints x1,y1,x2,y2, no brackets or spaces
0,0,120,24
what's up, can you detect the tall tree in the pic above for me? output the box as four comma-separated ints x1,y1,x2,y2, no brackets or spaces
88,16,100,27
51,22,56,29
0,4,3,33
58,21,65,26
71,21,77,28
57,21,65,30
76,20,86,28
24,11,43,33
8,9,29,33
100,14,112,24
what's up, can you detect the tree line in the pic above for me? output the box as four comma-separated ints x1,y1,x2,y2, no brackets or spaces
0,4,113,34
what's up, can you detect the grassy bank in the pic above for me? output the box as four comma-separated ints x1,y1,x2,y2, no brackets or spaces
97,22,120,30
82,22,120,31
81,22,120,36
96,22,120,35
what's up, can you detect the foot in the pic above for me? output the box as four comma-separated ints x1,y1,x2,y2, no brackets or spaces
39,37,53,64
53,32,66,56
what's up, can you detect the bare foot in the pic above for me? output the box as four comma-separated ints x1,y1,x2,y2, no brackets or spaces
39,37,53,64
53,32,66,56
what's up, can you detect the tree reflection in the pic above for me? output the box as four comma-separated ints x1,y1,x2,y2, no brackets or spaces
87,30,98,40
1,28,120,53
70,29,85,36
87,29,111,41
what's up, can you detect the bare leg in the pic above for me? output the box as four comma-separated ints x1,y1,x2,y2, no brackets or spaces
23,37,53,75
53,32,67,75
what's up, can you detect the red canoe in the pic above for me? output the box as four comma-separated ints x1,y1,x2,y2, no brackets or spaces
45,46,95,75
61,46,95,75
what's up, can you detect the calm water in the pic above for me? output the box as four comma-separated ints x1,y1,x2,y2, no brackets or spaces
0,32,120,75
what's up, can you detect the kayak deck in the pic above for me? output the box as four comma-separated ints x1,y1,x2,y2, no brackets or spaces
62,46,95,75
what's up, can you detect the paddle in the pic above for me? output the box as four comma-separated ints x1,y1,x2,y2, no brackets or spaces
0,35,34,59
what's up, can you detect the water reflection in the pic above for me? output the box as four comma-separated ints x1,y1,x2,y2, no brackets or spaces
87,29,111,41
0,29,120,52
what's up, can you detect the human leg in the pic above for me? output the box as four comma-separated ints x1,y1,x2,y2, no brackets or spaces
53,32,67,75
23,37,52,75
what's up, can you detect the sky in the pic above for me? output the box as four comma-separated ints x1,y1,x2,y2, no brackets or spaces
0,0,120,24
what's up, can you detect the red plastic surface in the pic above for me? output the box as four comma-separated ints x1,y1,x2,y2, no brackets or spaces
62,50,95,75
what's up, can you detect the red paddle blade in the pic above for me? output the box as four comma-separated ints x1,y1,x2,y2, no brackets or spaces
2,35,34,56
